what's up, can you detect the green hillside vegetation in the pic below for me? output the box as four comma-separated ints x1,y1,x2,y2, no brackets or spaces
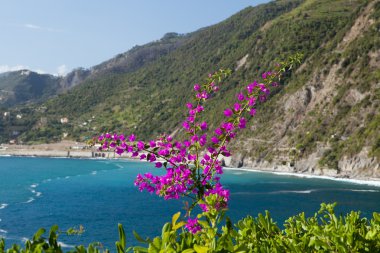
0,71,60,107
0,0,378,172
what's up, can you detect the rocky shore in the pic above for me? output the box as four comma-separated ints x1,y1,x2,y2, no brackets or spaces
223,149,380,183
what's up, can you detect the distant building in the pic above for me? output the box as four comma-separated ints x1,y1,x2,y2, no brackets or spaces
3,112,10,117
16,114,22,119
60,117,69,124
9,139,16,144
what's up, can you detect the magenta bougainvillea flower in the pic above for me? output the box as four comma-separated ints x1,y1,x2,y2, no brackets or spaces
95,61,294,233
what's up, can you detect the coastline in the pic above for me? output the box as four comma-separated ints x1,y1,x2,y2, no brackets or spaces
223,166,380,188
1,142,380,187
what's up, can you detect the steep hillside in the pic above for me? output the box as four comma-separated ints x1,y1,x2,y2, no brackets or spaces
0,70,60,106
1,0,379,179
229,0,380,179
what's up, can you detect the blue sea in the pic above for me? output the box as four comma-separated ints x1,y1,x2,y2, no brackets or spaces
0,156,380,250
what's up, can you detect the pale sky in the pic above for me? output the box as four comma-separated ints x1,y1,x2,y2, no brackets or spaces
0,0,270,76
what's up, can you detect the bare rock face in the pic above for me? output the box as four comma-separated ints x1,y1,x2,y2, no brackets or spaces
60,68,91,90
284,88,312,112
228,153,245,168
227,145,379,181
339,148,380,179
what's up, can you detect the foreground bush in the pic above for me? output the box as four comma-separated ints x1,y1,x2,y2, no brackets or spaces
1,203,380,252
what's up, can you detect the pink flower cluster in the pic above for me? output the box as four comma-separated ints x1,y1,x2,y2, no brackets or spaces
95,67,284,234
185,218,201,234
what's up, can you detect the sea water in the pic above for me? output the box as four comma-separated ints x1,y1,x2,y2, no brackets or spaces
0,157,379,249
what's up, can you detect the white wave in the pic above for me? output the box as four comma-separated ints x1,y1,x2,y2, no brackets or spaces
270,190,314,194
232,172,244,175
58,241,74,248
23,197,35,203
233,190,314,195
65,176,70,179
0,155,11,157
30,189,36,194
42,178,52,183
224,167,380,187
91,171,97,175
349,189,379,192
0,203,8,209
35,192,42,197
30,183,39,188
0,229,7,234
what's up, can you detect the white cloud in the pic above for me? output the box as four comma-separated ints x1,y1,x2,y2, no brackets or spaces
24,23,42,30
0,65,46,74
0,65,28,73
23,23,62,32
56,64,68,76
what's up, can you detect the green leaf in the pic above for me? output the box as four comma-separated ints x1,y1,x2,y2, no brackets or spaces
172,212,181,226
161,223,172,237
173,221,186,230
182,249,195,253
133,230,150,244
198,220,210,228
373,212,380,222
33,228,46,241
194,244,209,253
150,237,162,251
133,246,149,252
117,223,126,251
116,242,124,253
365,229,377,240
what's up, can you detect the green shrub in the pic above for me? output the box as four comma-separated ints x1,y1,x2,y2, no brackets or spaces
1,203,379,253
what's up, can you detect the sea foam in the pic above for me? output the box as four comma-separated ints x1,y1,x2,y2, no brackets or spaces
0,203,8,209
23,197,35,204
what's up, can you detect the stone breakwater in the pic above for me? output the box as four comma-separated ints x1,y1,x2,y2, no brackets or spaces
0,141,119,159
